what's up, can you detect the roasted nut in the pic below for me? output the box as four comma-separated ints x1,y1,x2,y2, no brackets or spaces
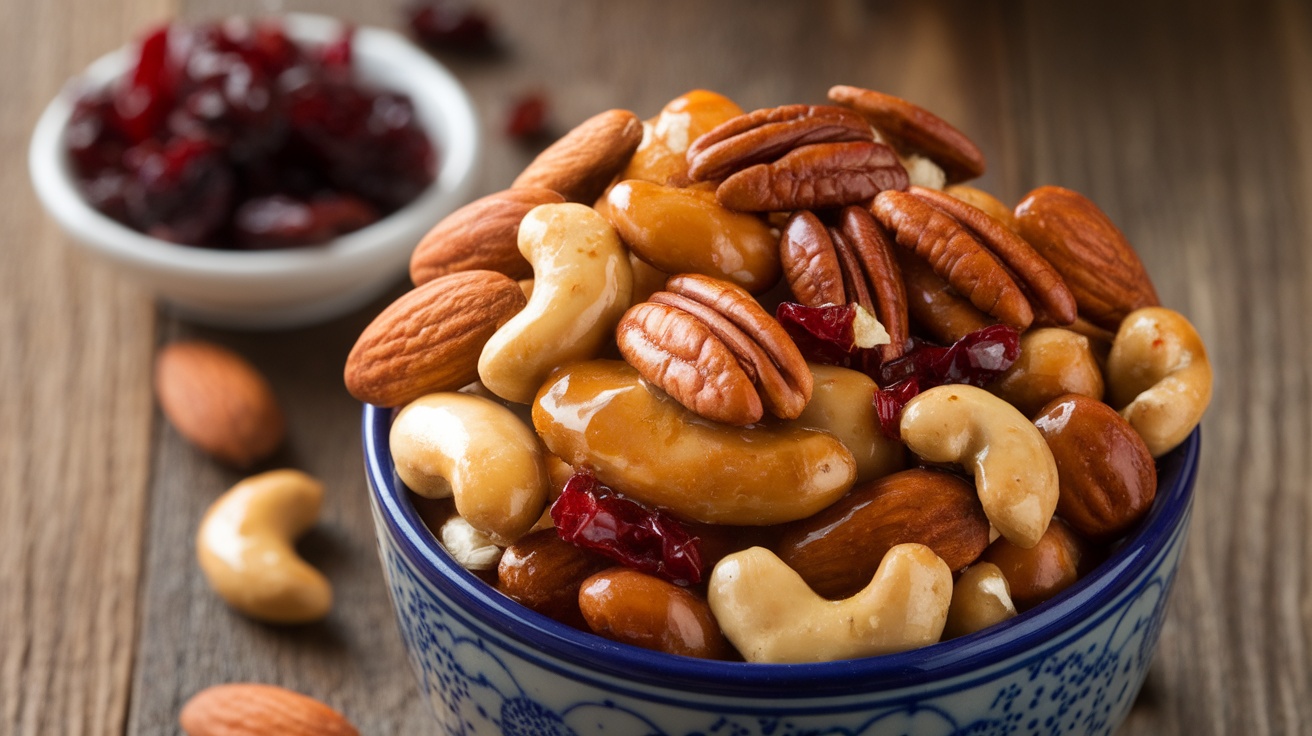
605,180,780,293
345,270,526,407
794,364,904,484
512,109,644,203
617,274,812,425
1034,394,1157,540
438,516,503,571
900,385,1059,549
896,248,995,344
945,184,1016,232
578,568,732,659
717,140,909,212
1106,307,1212,457
533,360,855,525
180,683,358,736
197,470,331,624
828,85,986,183
1013,186,1160,330
686,104,874,182
775,468,990,599
409,188,565,285
942,562,1017,639
980,517,1086,610
479,203,634,404
989,328,1105,418
621,89,744,185
708,544,952,663
628,252,669,305
498,528,611,628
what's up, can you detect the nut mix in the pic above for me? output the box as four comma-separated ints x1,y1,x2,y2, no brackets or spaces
345,86,1214,663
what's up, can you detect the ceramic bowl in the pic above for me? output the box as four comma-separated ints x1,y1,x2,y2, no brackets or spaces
28,13,478,330
364,401,1199,736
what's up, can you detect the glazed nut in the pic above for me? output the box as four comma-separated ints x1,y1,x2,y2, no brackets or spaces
196,469,331,624
390,392,548,544
479,203,634,404
1106,307,1212,457
345,270,527,408
980,517,1086,610
180,683,358,736
989,328,1105,418
827,85,986,183
896,247,995,344
708,544,952,663
533,360,855,525
604,179,781,294
942,562,1017,639
716,140,909,212
498,528,611,628
409,187,565,285
578,567,732,659
620,89,744,186
1034,394,1157,540
616,273,812,425
899,385,1059,549
511,109,645,204
775,468,990,600
686,103,874,182
438,516,503,571
794,365,904,484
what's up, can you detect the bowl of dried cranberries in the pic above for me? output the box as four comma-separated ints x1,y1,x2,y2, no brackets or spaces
29,13,478,329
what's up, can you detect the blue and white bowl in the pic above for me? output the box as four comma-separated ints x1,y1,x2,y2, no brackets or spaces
364,403,1199,736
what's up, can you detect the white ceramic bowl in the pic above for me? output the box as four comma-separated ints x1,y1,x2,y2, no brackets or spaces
29,13,479,329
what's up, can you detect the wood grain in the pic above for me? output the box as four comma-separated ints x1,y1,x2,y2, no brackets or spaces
1,0,1308,734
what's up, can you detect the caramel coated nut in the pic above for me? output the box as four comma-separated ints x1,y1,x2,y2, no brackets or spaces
980,517,1086,610
873,190,1034,330
775,468,990,600
390,393,548,544
942,562,1017,639
794,365,904,484
345,270,527,408
621,89,744,185
498,528,611,628
1034,394,1157,540
896,248,994,344
1106,307,1212,457
989,328,1105,418
578,568,732,659
479,203,634,404
708,544,951,663
197,469,331,624
1014,186,1160,330
716,140,909,212
828,85,986,183
512,109,644,203
409,188,565,285
686,104,874,182
605,179,781,294
533,360,855,525
900,385,1059,549
617,274,812,425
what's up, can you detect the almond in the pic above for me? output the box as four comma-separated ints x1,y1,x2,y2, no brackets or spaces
1013,186,1159,330
774,468,990,599
498,528,611,629
154,341,284,468
511,109,644,204
344,270,526,407
980,517,1089,610
409,187,564,286
180,683,358,736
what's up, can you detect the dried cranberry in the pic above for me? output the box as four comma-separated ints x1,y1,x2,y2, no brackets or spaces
122,137,232,244
551,471,704,586
113,25,176,143
776,302,885,365
505,93,548,140
317,24,353,71
407,1,495,53
874,377,919,440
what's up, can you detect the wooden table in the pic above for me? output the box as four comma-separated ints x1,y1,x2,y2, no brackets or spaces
2,0,1304,733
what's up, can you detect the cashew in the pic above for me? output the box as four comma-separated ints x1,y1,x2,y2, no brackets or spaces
900,385,1058,549
197,469,332,624
438,516,503,571
794,364,904,484
942,562,1016,639
390,392,548,544
708,544,952,663
1106,307,1212,457
479,203,634,403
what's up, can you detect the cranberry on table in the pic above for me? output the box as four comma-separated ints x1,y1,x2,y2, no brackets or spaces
406,0,495,53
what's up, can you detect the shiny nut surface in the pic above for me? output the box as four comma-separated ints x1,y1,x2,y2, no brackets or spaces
498,528,611,629
989,328,1105,418
794,365,904,484
532,360,855,525
578,568,731,659
621,89,744,185
943,562,1017,639
980,517,1086,610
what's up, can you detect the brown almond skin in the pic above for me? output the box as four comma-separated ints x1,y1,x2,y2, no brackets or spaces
1014,186,1159,330
512,109,644,204
498,529,612,629
155,341,284,468
980,517,1087,610
344,271,526,407
775,468,991,600
578,567,732,659
1034,394,1157,540
409,188,564,285
180,683,358,736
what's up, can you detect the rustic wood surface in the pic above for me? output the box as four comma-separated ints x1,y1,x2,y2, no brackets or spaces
1,0,1305,733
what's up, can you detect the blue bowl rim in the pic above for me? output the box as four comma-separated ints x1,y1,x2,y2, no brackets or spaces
364,402,1198,698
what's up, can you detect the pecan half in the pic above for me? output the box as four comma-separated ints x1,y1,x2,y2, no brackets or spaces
617,274,812,426
828,85,985,184
895,248,995,345
780,208,909,360
717,141,908,212
686,104,873,182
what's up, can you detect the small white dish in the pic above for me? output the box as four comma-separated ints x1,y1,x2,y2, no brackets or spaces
29,13,479,329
